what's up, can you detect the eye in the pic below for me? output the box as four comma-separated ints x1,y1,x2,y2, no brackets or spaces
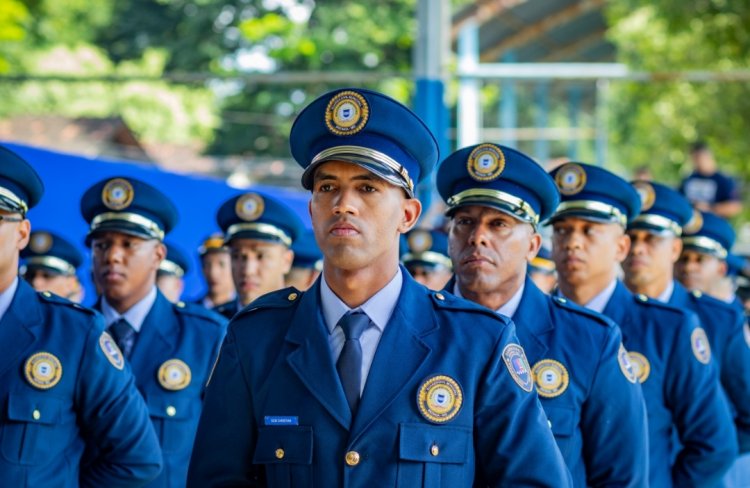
360,184,377,193
454,216,472,226
316,183,334,192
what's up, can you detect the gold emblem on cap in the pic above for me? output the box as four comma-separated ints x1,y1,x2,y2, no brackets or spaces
691,327,711,364
617,343,637,383
532,359,570,398
29,232,53,254
633,181,656,211
627,351,651,383
24,352,62,389
467,143,505,182
325,90,370,136
102,178,135,211
99,332,125,370
555,163,587,196
683,209,703,235
407,230,432,253
235,193,265,222
417,374,463,424
158,359,192,391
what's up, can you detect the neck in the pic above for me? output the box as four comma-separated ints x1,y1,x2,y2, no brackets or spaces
324,259,399,309
0,268,17,296
106,282,154,315
209,288,234,306
558,271,616,306
458,273,524,312
626,273,671,299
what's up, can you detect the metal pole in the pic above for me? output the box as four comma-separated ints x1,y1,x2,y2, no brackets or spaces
457,19,481,147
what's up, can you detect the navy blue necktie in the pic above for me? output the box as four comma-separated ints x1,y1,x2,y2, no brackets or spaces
336,311,371,414
108,318,136,359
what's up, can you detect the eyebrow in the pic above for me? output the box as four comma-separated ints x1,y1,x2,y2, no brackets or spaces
313,171,378,183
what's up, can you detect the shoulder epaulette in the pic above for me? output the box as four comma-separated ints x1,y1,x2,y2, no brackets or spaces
173,300,227,325
37,291,96,316
235,287,303,319
550,295,613,328
432,290,511,324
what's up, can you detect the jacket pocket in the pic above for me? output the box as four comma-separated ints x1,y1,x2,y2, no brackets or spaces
1,393,71,465
253,426,313,488
543,404,578,459
397,423,471,487
146,393,199,454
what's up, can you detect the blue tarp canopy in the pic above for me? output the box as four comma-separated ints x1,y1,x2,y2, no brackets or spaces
5,142,312,306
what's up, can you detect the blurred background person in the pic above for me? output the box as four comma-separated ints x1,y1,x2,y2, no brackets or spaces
528,246,557,294
157,241,190,303
195,233,235,309
679,141,742,218
285,228,322,291
400,228,453,290
20,230,83,302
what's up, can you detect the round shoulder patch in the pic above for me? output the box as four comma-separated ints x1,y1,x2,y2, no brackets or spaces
467,143,505,182
325,90,370,136
235,193,265,222
744,323,750,349
99,332,125,370
24,352,62,389
691,327,711,364
158,359,192,391
102,178,134,211
627,351,651,383
502,343,533,392
633,181,655,211
532,359,569,398
617,343,638,383
30,232,53,254
554,163,587,196
684,209,703,234
408,230,432,253
416,374,463,424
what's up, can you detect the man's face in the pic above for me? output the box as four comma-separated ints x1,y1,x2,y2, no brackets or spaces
623,229,681,289
285,267,320,291
448,205,539,295
691,148,715,174
406,264,453,291
675,248,726,292
25,268,80,300
91,231,164,305
309,161,420,272
229,239,292,305
156,274,184,303
551,217,630,288
201,251,234,296
0,210,29,285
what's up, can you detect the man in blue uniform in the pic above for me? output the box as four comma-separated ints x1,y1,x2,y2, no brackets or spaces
549,162,737,486
212,191,304,319
188,88,571,487
21,229,84,302
0,146,162,486
400,228,453,290
528,246,557,294
81,175,227,488
623,181,750,485
285,228,323,291
156,241,190,303
436,143,648,486
195,233,236,309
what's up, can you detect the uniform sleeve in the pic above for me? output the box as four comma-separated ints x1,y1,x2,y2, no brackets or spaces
581,326,649,487
474,319,573,487
187,326,263,487
667,314,738,485
721,318,750,452
76,316,162,487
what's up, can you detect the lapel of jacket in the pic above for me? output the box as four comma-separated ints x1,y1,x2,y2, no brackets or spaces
0,280,42,376
603,281,634,341
128,291,177,382
511,278,553,362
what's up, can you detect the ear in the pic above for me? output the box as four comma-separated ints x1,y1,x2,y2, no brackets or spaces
155,242,167,265
670,238,683,264
614,230,631,264
719,259,729,278
16,219,31,251
526,230,542,262
398,198,422,234
281,248,294,274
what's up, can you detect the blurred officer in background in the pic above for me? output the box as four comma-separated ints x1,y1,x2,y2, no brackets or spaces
212,191,303,320
81,175,226,488
20,229,83,302
0,147,162,486
156,241,190,303
549,162,737,486
400,228,453,290
195,233,235,309
285,228,323,291
188,88,571,487
528,246,557,294
437,143,647,486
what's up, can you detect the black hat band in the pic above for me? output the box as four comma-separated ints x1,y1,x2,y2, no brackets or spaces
226,223,292,247
158,259,185,278
630,214,682,236
682,236,728,259
402,251,453,269
554,200,627,227
25,256,76,275
91,212,165,240
447,188,539,225
0,186,27,214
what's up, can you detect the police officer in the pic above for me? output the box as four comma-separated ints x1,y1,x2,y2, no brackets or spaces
0,146,162,485
195,233,236,309
21,229,84,302
623,181,750,484
437,143,648,486
285,228,323,291
528,246,557,294
156,241,190,303
188,88,571,487
400,228,453,290
212,191,303,319
549,162,737,486
81,175,227,488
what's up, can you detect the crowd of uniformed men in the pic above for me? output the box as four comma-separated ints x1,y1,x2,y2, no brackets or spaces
1,87,749,487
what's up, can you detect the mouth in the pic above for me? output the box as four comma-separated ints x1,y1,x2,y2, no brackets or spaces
102,270,126,283
461,253,494,267
329,221,360,237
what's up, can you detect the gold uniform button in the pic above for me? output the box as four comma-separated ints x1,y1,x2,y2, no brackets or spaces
430,444,439,456
345,450,360,466
32,409,41,420
42,292,51,298
176,301,186,308
275,448,285,459
166,405,176,417
287,292,298,301
434,293,445,301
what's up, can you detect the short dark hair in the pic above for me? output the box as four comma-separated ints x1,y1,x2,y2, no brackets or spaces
690,140,709,153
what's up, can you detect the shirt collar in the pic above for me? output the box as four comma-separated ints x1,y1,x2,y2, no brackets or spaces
566,278,617,313
453,280,525,318
320,268,403,334
0,277,19,322
655,280,675,303
101,286,158,333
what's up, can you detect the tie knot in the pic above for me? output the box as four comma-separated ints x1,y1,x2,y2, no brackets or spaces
110,318,133,334
338,310,370,340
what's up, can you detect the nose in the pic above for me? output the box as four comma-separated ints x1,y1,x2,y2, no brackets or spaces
332,187,358,216
467,222,490,247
